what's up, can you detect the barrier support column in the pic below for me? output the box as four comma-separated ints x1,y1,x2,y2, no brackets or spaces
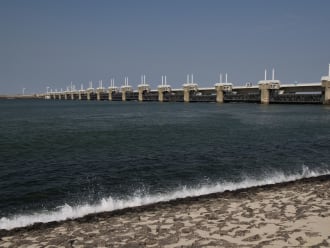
183,87,190,103
215,86,224,103
121,84,132,102
321,64,330,104
158,89,164,102
87,90,91,101
182,83,198,103
259,83,270,104
138,85,150,102
108,89,113,101
121,89,127,101
96,90,101,101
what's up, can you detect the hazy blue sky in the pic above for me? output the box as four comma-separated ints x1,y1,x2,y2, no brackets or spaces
0,0,329,94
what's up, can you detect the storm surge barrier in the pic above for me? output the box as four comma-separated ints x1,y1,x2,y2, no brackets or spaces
44,66,330,105
45,82,329,105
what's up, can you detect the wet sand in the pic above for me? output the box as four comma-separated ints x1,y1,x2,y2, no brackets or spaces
1,175,330,247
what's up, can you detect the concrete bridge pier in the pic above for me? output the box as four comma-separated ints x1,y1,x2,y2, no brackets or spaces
215,86,224,103
121,89,127,101
321,64,330,104
86,81,94,101
322,81,330,104
259,83,271,104
64,93,68,100
215,83,232,103
96,90,102,101
158,87,173,102
183,74,198,102
121,77,132,101
157,76,171,102
108,88,119,101
158,89,164,102
183,85,198,102
183,87,190,102
108,79,117,101
158,88,170,102
96,81,105,101
258,69,281,104
138,75,150,102
121,88,133,101
108,89,113,101
86,90,92,101
78,91,82,100
138,85,150,101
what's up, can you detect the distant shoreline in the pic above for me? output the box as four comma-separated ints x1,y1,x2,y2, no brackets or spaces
0,95,43,99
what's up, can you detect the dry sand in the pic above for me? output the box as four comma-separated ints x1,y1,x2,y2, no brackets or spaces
1,175,330,247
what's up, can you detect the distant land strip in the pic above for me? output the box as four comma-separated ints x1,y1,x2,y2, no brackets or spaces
0,95,42,99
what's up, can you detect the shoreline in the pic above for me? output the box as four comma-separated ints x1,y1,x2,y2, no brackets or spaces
1,175,330,247
0,95,42,99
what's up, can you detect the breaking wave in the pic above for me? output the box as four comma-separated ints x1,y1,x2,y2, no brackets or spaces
1,166,329,230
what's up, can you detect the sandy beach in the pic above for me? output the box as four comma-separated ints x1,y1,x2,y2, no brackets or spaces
1,175,330,247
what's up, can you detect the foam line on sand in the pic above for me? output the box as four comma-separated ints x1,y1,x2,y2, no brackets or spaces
1,175,330,247
1,165,328,230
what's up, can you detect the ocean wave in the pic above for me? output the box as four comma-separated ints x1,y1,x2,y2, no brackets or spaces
1,165,329,230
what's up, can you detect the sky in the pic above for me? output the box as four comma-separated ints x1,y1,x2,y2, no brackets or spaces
0,0,330,94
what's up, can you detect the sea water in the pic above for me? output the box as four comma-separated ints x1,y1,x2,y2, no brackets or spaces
0,100,330,229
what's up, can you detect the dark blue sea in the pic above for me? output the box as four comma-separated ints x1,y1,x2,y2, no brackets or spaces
1,100,330,229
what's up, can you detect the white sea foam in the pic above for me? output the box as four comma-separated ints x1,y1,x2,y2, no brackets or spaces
1,166,329,230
